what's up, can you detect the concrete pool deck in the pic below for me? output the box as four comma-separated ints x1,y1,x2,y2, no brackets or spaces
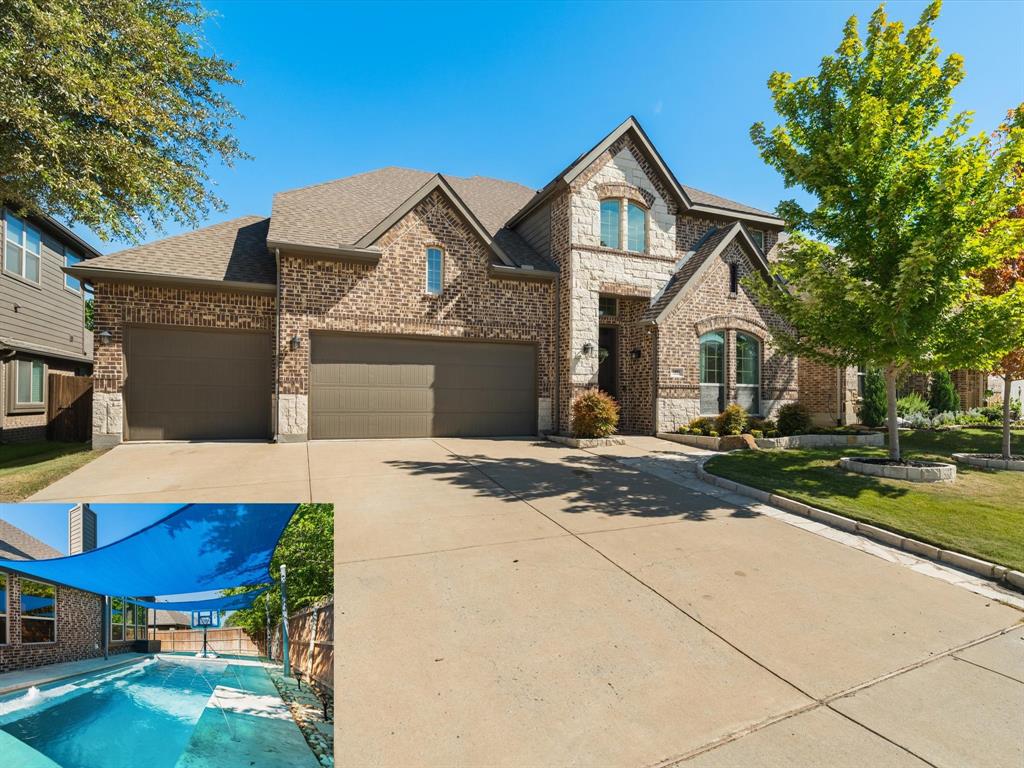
0,653,152,696
176,663,320,768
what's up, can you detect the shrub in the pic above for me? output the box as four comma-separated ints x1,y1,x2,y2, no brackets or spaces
708,430,719,438
715,404,748,436
750,429,764,439
748,417,776,434
928,370,960,414
776,402,812,436
896,392,929,418
686,417,715,436
857,367,887,427
571,388,619,438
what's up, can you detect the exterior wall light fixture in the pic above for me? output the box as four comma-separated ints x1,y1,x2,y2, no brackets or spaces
98,330,113,346
290,334,302,352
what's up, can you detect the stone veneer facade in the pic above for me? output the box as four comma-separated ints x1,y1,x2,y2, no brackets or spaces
276,191,557,440
0,572,135,673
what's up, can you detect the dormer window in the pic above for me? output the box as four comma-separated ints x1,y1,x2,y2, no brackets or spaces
627,202,647,253
600,200,620,248
425,247,443,295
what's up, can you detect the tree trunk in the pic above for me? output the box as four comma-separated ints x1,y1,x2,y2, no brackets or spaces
1004,374,1014,461
885,366,901,461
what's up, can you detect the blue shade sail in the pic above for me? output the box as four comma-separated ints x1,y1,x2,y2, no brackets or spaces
125,587,269,613
0,504,297,596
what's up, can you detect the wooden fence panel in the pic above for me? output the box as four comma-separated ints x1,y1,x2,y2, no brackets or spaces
152,627,260,656
47,375,93,442
271,599,334,692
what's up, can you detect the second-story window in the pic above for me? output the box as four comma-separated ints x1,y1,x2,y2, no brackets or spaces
600,200,621,248
425,247,443,295
65,249,82,293
750,229,765,251
627,202,647,253
4,211,41,283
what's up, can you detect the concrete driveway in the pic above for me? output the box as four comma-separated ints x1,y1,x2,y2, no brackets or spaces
30,437,1024,766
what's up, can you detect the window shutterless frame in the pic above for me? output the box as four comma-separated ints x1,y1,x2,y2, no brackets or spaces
20,577,57,644
8,358,46,415
111,597,125,642
64,248,83,293
3,209,42,285
425,247,443,295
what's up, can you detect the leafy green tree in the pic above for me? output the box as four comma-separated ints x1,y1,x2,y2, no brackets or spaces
84,296,94,332
857,367,887,427
749,1,1024,460
928,370,960,414
0,0,247,242
226,504,334,648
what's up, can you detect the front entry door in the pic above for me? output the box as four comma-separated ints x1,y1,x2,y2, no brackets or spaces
598,326,618,398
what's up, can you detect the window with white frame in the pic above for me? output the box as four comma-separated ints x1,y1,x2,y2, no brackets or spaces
64,249,82,293
600,200,621,248
626,202,647,253
0,572,7,645
735,333,761,414
425,247,443,295
21,578,56,643
699,331,726,415
4,211,42,283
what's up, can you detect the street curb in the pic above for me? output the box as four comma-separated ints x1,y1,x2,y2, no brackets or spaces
695,463,1024,594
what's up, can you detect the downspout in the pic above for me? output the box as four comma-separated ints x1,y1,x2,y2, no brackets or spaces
651,323,659,434
553,271,560,435
274,248,281,442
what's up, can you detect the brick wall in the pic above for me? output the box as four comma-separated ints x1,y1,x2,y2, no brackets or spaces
278,190,558,438
656,240,798,431
0,572,133,673
598,296,655,434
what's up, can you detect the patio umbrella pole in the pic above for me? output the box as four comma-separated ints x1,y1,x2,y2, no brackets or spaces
281,564,290,677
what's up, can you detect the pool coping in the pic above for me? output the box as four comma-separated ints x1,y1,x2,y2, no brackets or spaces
0,653,154,697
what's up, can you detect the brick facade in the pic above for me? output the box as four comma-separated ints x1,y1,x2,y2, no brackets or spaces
277,190,557,439
0,572,134,673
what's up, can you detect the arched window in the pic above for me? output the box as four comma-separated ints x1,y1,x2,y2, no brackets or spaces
736,333,761,414
699,331,725,415
600,199,621,248
627,202,647,252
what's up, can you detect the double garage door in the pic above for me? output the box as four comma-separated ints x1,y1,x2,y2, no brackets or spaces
124,327,272,441
124,328,536,441
309,334,537,439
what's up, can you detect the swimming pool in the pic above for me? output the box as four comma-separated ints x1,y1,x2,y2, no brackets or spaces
0,658,228,768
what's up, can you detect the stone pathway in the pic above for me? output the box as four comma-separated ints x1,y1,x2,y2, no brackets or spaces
585,437,1024,611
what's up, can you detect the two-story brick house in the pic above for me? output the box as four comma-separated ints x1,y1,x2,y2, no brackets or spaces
1,207,100,442
70,116,802,445
0,506,141,673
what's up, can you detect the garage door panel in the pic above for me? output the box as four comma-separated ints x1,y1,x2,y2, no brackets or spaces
126,327,271,441
310,335,535,439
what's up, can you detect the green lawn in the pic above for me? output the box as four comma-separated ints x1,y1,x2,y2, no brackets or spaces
705,428,1024,572
0,442,103,502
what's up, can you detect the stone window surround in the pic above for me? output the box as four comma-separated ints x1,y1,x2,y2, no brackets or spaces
694,315,768,416
597,182,651,255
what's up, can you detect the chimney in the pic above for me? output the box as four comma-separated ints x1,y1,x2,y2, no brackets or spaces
68,503,97,554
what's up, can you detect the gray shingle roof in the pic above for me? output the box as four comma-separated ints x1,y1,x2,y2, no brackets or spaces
268,167,553,270
77,216,275,285
152,609,191,627
642,227,733,323
683,185,777,219
0,518,63,560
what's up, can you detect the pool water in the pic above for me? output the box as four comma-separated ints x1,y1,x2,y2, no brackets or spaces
0,658,228,768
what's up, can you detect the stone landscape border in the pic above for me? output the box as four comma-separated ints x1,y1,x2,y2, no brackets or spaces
953,452,1024,472
657,431,883,452
547,435,626,449
695,463,1024,593
840,456,956,482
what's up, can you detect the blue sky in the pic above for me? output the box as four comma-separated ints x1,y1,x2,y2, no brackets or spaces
71,0,1023,254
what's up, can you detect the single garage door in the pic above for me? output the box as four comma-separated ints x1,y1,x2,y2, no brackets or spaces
125,327,272,441
310,334,536,439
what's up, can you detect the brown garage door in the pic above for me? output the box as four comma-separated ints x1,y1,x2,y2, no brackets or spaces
310,334,536,439
125,327,272,441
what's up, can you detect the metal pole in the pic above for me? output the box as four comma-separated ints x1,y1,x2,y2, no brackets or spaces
103,596,109,660
280,564,290,677
264,596,271,660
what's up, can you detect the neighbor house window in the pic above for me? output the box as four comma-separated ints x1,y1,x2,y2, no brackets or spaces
626,203,646,253
0,572,7,645
21,579,56,643
750,229,764,251
600,199,621,248
699,331,725,415
425,247,443,295
12,359,45,410
599,296,618,317
736,333,761,414
111,597,125,642
64,249,82,293
4,211,41,283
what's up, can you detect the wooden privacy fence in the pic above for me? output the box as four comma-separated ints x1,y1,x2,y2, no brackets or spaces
270,599,334,692
47,375,93,442
153,627,260,656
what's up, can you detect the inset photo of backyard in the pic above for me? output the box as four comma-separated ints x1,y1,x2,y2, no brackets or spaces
0,503,334,768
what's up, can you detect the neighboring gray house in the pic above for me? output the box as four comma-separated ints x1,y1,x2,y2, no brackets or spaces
1,207,100,442
151,610,192,630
